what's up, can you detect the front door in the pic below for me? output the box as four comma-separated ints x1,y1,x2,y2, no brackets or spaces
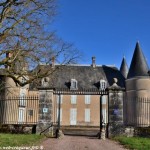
70,108,77,125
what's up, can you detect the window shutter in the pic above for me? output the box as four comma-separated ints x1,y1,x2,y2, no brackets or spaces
85,109,90,122
70,108,77,125
102,108,107,124
85,95,91,104
18,108,25,123
57,95,63,104
71,95,77,104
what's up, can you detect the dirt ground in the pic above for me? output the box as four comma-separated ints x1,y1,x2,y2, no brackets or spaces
40,135,127,150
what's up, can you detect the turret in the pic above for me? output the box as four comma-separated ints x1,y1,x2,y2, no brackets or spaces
127,42,149,78
120,56,128,79
125,42,150,127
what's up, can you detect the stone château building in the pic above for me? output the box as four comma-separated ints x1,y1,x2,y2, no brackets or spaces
37,42,150,136
0,42,150,137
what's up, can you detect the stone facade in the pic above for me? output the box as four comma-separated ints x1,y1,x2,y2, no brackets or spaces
53,94,101,127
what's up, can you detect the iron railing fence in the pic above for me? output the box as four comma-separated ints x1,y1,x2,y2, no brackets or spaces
0,96,39,125
124,97,150,127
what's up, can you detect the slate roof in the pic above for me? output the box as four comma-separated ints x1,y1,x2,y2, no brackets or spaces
127,42,149,79
40,65,125,90
120,57,128,79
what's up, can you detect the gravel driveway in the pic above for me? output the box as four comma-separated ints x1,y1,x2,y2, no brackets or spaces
41,135,127,150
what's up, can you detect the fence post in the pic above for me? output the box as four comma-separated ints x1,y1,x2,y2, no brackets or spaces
107,78,125,138
36,89,53,134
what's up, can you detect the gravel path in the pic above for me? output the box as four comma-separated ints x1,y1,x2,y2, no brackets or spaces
41,135,127,150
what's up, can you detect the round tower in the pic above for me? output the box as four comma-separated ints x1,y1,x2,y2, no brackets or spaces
125,42,150,127
5,52,29,97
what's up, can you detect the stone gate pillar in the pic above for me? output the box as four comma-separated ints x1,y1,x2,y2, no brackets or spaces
36,89,53,134
107,78,125,137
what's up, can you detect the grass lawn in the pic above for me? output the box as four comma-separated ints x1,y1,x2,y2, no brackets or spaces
113,136,150,150
0,134,45,147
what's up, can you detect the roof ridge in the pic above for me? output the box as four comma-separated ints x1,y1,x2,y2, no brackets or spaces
55,64,116,67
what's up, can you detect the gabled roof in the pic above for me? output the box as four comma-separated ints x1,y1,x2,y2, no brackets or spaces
127,42,149,79
38,65,125,90
120,57,128,79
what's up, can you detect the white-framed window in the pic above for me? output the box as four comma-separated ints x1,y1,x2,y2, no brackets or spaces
21,77,26,84
85,109,90,122
70,79,78,90
70,108,77,125
18,108,25,123
20,88,26,106
102,96,107,104
100,79,107,90
102,108,107,124
41,77,49,87
57,95,63,104
85,95,91,104
20,93,26,106
71,95,77,104
57,108,62,122
21,76,29,84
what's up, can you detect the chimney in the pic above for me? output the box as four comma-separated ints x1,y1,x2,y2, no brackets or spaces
91,56,96,68
5,52,13,69
51,56,55,68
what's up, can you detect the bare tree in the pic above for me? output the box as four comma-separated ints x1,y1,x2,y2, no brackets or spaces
0,0,80,86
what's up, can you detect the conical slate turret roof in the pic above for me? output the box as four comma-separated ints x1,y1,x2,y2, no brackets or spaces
120,56,128,79
127,42,149,79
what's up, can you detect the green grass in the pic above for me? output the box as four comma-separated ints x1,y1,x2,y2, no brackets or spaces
0,134,45,147
113,136,150,150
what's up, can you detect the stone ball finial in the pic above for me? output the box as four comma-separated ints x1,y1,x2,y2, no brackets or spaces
113,78,118,84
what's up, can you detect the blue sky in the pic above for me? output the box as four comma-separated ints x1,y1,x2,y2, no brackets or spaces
52,0,150,68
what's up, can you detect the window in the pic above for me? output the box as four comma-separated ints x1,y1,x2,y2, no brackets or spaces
57,95,63,104
70,108,77,125
102,108,107,124
21,76,29,84
19,93,26,106
100,79,107,90
57,108,62,122
70,79,78,90
71,95,77,104
19,88,26,106
18,108,25,123
21,77,26,84
85,95,91,104
102,96,107,104
41,77,49,87
28,110,33,116
85,109,90,122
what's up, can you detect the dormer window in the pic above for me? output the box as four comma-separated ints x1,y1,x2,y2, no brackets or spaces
41,77,49,87
20,76,29,85
21,77,26,84
70,79,78,90
100,79,107,90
